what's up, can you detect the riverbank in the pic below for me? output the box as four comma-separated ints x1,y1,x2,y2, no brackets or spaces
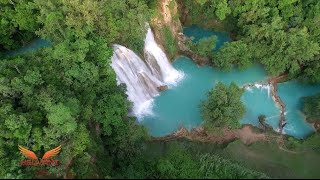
147,134,320,178
268,74,288,134
151,125,266,145
149,72,318,146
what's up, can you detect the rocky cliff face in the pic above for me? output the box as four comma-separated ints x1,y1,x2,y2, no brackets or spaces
150,0,182,49
150,0,209,65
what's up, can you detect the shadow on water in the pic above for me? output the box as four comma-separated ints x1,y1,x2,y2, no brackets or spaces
3,38,50,57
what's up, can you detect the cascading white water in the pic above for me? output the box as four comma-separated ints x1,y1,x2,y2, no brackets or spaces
144,28,183,86
111,44,163,117
255,83,271,97
111,28,183,119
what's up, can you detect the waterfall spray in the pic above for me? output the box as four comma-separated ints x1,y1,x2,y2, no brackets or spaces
111,28,184,119
144,28,183,86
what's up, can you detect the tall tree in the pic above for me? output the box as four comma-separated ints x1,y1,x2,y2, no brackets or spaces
187,35,217,58
213,40,252,70
301,93,320,121
201,82,245,129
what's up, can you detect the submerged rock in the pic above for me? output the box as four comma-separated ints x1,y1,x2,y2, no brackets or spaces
157,85,168,91
314,122,320,132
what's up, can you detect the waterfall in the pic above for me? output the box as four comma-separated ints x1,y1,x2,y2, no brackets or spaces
264,84,271,98
255,83,271,98
144,28,183,86
111,28,183,119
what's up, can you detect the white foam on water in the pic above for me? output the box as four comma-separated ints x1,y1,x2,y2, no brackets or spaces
111,27,184,118
144,28,184,87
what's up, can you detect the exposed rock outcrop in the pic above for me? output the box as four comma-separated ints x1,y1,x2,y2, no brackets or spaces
150,0,182,55
157,85,168,91
268,74,288,134
176,0,188,25
306,118,320,132
314,121,320,132
177,32,210,65
152,125,266,145
150,0,210,66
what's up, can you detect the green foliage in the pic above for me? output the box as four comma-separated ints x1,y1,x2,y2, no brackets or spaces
0,0,151,178
183,0,320,83
34,0,150,53
201,82,246,129
302,133,320,151
215,0,232,20
116,142,269,179
213,41,252,70
156,145,200,178
285,137,302,149
231,0,320,78
285,132,320,152
2,0,320,178
34,0,119,44
0,45,148,178
107,0,151,53
245,25,319,76
184,0,231,22
117,142,268,179
301,59,320,84
168,0,175,13
301,93,320,121
0,0,39,50
199,153,269,179
187,35,217,58
168,0,180,22
162,26,178,59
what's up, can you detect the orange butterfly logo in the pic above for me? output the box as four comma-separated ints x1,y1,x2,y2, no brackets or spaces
18,145,62,160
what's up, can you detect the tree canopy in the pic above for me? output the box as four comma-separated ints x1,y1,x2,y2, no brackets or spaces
115,142,269,179
0,0,151,178
186,35,217,58
0,0,39,50
182,0,320,83
201,82,246,129
301,93,320,121
213,40,252,70
1,0,320,178
231,0,320,80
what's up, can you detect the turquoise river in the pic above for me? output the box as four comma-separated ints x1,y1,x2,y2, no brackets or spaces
3,25,320,139
141,25,320,139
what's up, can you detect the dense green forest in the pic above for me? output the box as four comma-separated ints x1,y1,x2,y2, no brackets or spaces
116,142,268,179
1,0,320,179
0,0,264,178
182,0,320,83
0,0,153,178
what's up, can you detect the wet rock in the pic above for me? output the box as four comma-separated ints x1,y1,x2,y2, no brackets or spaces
308,119,320,132
157,85,168,91
174,127,189,137
177,33,209,66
